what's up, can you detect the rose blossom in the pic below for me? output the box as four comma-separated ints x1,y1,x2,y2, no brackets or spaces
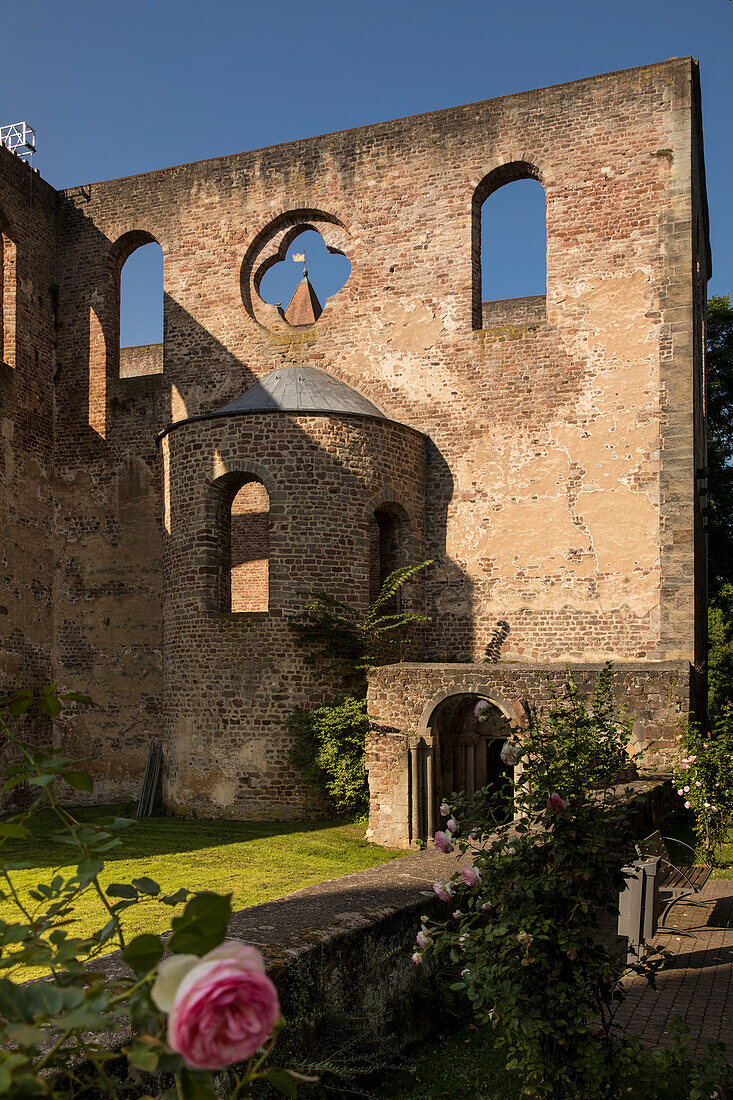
446,817,459,835
151,942,280,1070
506,847,516,857
416,928,432,950
546,793,569,812
433,878,453,902
434,829,454,853
453,909,463,919
411,952,422,965
461,866,481,887
439,802,451,817
474,700,490,719
684,800,692,809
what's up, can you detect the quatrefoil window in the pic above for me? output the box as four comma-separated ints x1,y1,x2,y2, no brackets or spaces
257,229,351,327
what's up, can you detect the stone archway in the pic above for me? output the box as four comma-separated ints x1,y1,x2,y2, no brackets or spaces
428,693,515,823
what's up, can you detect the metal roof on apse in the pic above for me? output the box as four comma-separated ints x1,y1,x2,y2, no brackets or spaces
214,366,387,419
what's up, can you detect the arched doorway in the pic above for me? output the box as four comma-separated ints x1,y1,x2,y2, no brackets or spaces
430,694,515,823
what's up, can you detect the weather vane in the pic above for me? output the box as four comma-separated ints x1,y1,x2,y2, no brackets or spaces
292,251,307,278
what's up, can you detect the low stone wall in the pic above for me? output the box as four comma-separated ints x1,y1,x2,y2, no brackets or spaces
366,661,690,846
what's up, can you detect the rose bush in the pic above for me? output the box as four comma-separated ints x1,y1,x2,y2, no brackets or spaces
0,686,310,1099
674,706,733,862
414,668,679,1100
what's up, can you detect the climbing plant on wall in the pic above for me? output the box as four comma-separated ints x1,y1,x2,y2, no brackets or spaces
287,561,432,814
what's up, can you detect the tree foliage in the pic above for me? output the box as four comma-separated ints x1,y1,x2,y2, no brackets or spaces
707,295,733,602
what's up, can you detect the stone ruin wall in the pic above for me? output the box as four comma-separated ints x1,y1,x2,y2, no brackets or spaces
0,149,57,803
0,57,709,813
160,412,425,817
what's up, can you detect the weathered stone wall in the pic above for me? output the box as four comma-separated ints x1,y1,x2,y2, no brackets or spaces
160,411,425,817
0,58,708,809
366,660,693,845
0,147,58,804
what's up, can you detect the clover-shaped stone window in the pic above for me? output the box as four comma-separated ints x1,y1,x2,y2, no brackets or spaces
256,229,351,327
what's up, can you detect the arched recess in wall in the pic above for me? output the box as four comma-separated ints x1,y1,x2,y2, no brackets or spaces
368,501,412,608
0,212,17,369
112,230,164,378
210,472,271,614
471,162,547,329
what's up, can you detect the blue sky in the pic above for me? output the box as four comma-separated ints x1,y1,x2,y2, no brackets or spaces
2,0,730,344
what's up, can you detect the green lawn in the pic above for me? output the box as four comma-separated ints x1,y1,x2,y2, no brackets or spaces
0,804,406,974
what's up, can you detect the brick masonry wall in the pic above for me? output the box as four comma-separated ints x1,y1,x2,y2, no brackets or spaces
366,660,694,845
0,148,58,807
160,410,425,817
0,58,707,809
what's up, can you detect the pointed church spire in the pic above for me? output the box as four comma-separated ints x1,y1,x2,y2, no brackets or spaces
284,269,323,326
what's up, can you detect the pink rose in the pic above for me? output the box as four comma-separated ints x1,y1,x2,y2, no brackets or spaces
684,800,692,809
151,942,279,1070
474,700,490,719
446,817,459,835
439,802,451,817
461,866,481,887
411,951,422,965
433,878,453,902
546,793,569,812
416,928,432,949
434,829,454,853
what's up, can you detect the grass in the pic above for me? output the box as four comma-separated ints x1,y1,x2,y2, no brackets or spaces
0,803,406,976
374,1022,710,1100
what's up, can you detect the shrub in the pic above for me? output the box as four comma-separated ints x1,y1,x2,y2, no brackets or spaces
674,707,733,862
0,686,306,1098
288,697,369,815
416,670,673,1100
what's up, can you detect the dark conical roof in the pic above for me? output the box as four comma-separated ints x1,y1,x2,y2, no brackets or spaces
214,366,387,419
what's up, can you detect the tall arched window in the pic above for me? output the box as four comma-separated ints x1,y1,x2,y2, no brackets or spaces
0,222,17,369
472,163,546,328
119,239,164,376
229,480,270,612
369,502,411,607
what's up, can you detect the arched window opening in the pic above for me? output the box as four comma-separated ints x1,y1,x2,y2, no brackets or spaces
368,503,411,607
227,479,270,613
472,164,546,328
0,227,17,369
119,239,163,377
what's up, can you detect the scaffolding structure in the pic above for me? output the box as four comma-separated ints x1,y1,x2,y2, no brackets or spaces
0,122,36,160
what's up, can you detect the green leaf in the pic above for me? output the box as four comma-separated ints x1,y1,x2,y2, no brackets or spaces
27,774,55,788
106,883,139,899
35,695,62,718
0,824,30,839
0,979,31,1022
178,1067,219,1099
122,934,164,975
266,1068,298,1097
63,771,93,793
59,693,94,705
168,893,232,956
6,691,33,716
74,858,104,886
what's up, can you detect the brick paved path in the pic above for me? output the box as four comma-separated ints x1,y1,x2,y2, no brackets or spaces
613,879,733,1058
